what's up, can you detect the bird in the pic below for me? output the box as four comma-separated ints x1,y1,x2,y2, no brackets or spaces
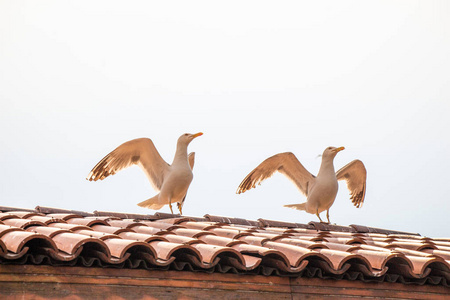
86,132,203,215
236,147,366,223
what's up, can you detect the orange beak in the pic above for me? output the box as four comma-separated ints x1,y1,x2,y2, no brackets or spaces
335,146,345,152
192,132,203,138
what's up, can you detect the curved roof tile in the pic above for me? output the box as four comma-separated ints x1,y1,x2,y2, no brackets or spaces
0,230,55,254
159,234,202,245
66,218,109,227
2,218,47,229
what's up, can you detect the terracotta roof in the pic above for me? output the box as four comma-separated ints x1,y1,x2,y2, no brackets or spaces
0,205,448,287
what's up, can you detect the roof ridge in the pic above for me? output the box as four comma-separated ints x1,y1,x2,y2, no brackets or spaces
0,206,422,236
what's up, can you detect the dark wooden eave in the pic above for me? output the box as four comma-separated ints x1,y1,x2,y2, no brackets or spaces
0,264,448,299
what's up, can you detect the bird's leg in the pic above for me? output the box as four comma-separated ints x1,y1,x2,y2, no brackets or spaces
326,209,330,224
169,199,173,214
316,210,323,223
177,202,183,215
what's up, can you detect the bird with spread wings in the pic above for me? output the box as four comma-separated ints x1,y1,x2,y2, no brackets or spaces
236,147,366,223
87,132,203,215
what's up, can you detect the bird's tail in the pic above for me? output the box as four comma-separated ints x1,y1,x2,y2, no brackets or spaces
284,203,307,211
137,194,165,210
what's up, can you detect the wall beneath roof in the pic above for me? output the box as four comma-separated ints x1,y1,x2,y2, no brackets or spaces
0,265,448,299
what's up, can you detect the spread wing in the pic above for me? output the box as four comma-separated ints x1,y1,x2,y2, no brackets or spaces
86,138,170,191
188,152,195,170
236,152,315,196
336,159,367,208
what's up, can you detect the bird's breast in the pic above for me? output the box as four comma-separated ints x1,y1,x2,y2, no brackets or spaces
160,167,193,201
312,175,338,196
167,166,193,183
306,176,338,212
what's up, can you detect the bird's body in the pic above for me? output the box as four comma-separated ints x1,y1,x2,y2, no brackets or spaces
87,133,203,214
145,141,195,211
237,147,366,223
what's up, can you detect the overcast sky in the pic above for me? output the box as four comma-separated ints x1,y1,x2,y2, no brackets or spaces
1,1,449,237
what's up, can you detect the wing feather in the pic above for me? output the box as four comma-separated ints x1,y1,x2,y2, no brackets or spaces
188,152,195,170
87,138,169,191
336,159,367,208
236,152,315,196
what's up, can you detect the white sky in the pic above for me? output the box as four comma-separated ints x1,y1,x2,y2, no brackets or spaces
1,1,449,237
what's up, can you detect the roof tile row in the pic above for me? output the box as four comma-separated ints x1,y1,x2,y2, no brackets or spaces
0,206,448,287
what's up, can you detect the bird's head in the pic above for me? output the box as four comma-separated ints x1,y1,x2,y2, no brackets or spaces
178,132,203,145
322,146,345,159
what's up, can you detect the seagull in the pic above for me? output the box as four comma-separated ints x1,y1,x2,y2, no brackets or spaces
87,132,203,215
236,147,366,223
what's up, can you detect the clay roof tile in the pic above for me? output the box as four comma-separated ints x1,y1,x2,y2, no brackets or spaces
2,218,47,229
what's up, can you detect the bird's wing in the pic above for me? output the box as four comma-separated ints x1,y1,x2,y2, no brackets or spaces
188,152,195,170
86,138,170,191
236,152,315,196
336,159,367,208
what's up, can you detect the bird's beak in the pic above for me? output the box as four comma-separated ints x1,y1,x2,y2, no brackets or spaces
192,132,203,138
334,147,345,153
